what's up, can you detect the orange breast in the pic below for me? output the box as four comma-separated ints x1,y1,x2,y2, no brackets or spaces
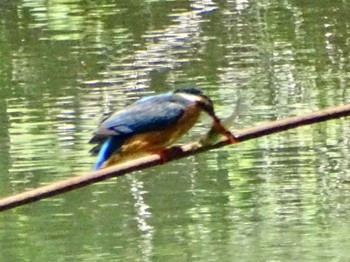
102,104,202,167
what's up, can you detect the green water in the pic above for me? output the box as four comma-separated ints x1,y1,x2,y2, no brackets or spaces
1,0,350,261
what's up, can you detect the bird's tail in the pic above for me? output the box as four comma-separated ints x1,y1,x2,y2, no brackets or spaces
93,136,127,170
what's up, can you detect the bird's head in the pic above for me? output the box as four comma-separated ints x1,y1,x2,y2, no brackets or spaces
174,87,237,144
174,88,215,117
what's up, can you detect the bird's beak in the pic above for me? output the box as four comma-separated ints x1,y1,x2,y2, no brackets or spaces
211,115,238,144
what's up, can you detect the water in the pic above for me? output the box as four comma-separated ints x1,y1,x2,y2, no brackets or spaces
1,0,350,261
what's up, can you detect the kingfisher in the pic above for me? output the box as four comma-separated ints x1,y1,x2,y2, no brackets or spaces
89,88,237,170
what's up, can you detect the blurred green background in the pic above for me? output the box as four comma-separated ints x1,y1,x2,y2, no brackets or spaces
1,0,350,261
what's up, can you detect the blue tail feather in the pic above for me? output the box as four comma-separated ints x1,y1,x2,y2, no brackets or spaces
93,136,128,170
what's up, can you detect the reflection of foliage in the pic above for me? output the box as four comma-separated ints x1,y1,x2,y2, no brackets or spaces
1,1,350,261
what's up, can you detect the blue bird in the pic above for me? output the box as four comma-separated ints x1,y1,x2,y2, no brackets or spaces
90,88,237,170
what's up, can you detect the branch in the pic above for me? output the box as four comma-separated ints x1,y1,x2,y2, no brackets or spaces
1,103,350,212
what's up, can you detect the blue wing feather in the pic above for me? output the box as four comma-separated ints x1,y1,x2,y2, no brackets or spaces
99,93,185,136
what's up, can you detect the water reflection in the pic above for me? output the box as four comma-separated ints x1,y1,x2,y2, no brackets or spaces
2,0,350,261
6,94,94,190
129,176,153,262
84,0,218,92
22,0,85,40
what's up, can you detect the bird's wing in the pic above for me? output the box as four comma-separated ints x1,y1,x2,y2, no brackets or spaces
89,98,186,145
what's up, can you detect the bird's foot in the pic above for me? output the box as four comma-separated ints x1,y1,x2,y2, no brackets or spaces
224,131,238,144
152,149,170,164
153,146,184,164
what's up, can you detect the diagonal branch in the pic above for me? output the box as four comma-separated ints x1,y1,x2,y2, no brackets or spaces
1,103,350,212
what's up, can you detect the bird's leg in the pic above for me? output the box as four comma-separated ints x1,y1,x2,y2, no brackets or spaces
212,115,238,144
152,146,184,164
152,149,170,164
